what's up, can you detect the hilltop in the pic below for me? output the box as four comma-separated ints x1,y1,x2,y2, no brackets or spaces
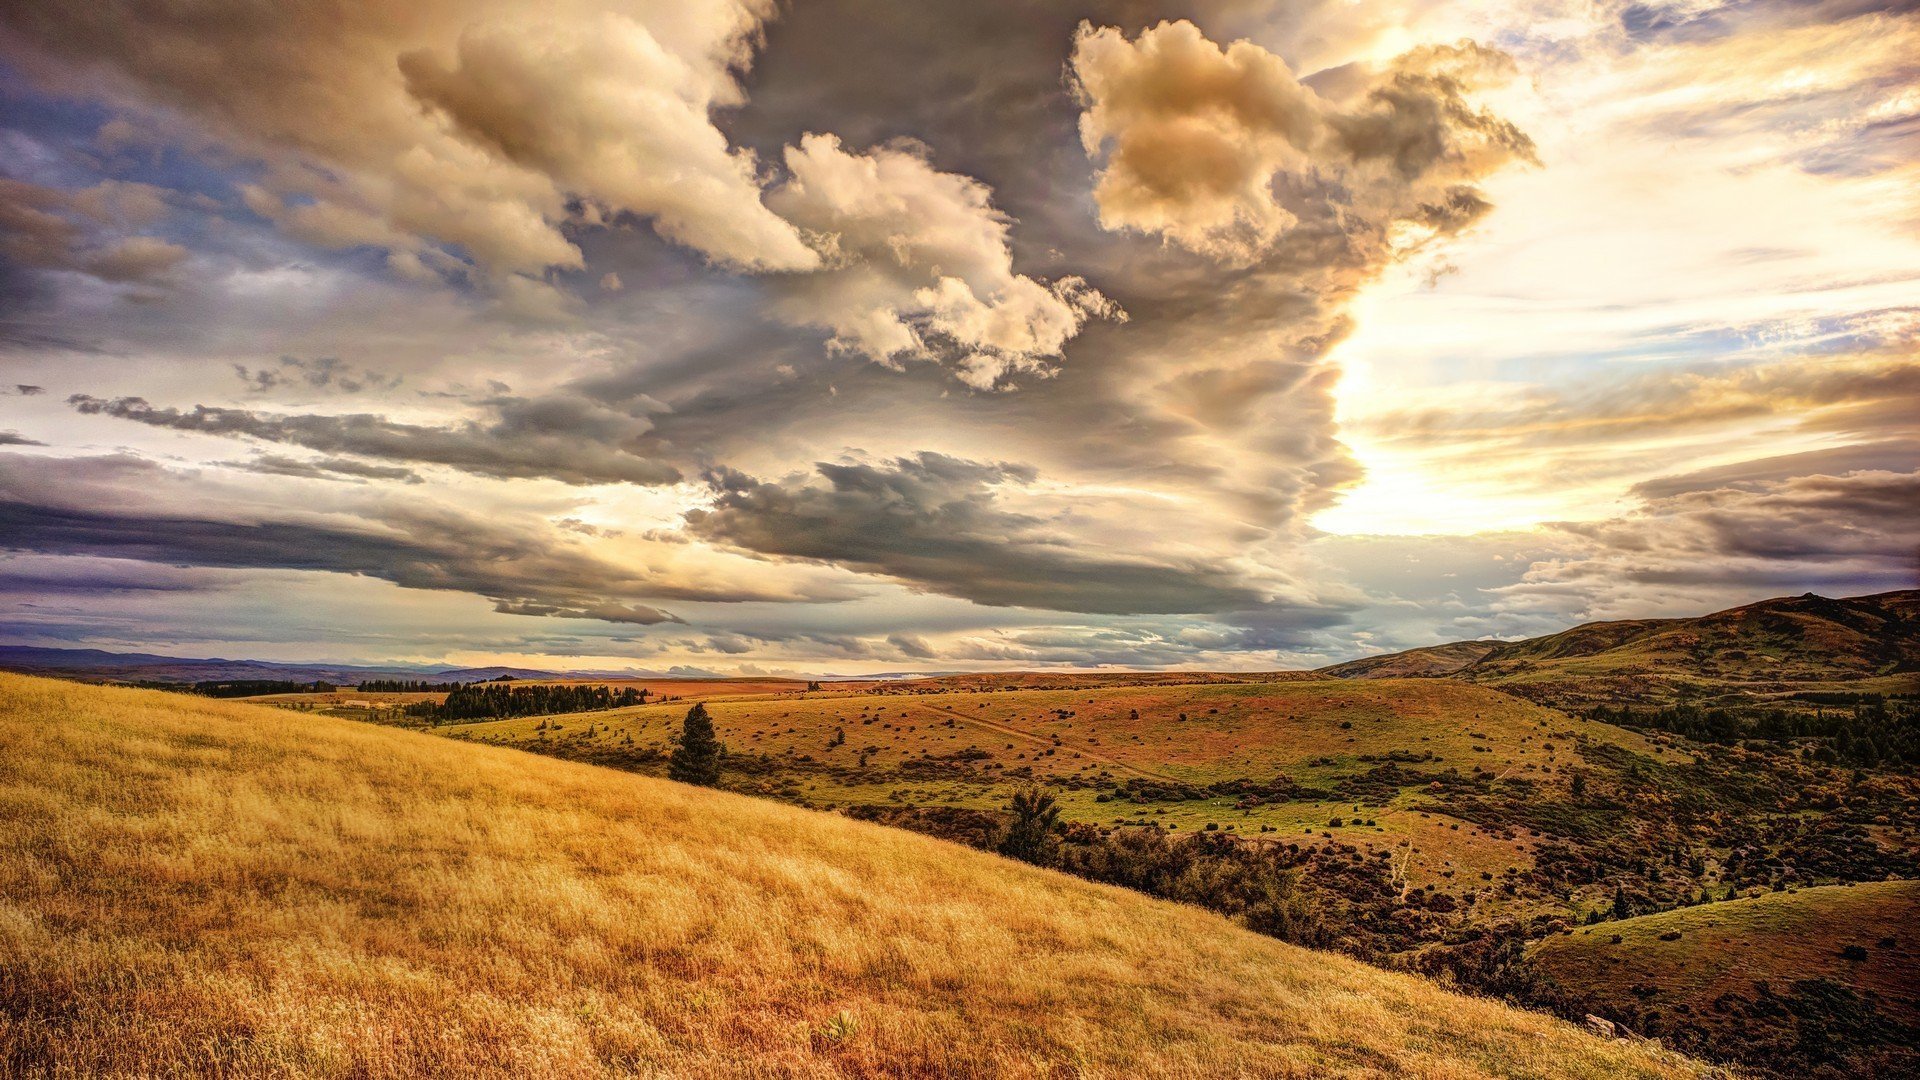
1529,882,1920,1078
1318,641,1500,680
1323,589,1920,707
0,674,1704,1078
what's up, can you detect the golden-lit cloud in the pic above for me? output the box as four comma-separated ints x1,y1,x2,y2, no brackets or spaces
1070,20,1533,262
1,0,813,303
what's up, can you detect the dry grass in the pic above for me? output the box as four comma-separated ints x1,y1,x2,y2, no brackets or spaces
0,674,1707,1079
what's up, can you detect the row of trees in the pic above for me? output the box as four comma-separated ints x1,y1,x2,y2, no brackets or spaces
405,683,649,722
187,680,335,698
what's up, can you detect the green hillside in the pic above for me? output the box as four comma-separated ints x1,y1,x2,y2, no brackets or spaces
1529,881,1920,1078
1311,590,1919,711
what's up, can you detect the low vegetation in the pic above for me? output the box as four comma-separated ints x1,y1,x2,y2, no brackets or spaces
0,675,1705,1078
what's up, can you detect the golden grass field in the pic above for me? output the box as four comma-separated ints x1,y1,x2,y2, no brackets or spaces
0,674,1708,1078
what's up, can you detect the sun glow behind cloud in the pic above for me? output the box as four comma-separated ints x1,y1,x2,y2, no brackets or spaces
1314,0,1920,540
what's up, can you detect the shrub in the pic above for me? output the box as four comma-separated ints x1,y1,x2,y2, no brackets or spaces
998,786,1061,864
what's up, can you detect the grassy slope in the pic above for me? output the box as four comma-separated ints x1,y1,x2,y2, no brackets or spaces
441,678,1677,898
0,674,1706,1079
1530,881,1920,1026
1308,590,1919,708
1465,590,1920,705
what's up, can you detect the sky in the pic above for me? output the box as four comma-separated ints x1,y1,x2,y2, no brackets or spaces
0,0,1914,675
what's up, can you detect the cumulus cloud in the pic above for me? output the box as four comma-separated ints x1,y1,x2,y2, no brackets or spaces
1070,20,1533,263
68,394,680,486
765,134,1121,388
0,0,813,298
397,10,819,272
686,452,1270,614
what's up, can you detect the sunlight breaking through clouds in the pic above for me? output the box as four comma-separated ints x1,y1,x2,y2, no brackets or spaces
0,0,1914,670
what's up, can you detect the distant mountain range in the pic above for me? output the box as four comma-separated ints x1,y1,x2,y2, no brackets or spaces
0,647,574,686
0,645,937,686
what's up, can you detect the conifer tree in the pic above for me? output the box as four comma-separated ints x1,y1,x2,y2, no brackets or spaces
669,702,724,786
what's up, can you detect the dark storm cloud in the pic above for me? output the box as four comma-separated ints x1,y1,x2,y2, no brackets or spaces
0,176,187,286
68,394,681,486
685,453,1270,614
1497,463,1920,619
0,500,669,625
0,452,692,623
234,356,405,395
0,432,45,446
0,554,217,595
221,454,424,484
1593,468,1920,566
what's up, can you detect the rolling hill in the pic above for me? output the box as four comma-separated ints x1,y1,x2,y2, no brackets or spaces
1323,589,1920,707
1529,882,1920,1078
437,676,1684,919
0,673,1706,1078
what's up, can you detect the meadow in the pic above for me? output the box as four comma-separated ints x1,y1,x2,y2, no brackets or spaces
0,674,1705,1079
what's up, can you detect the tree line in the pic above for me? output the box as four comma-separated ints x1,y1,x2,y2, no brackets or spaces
135,679,339,698
1588,696,1919,767
404,683,649,722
